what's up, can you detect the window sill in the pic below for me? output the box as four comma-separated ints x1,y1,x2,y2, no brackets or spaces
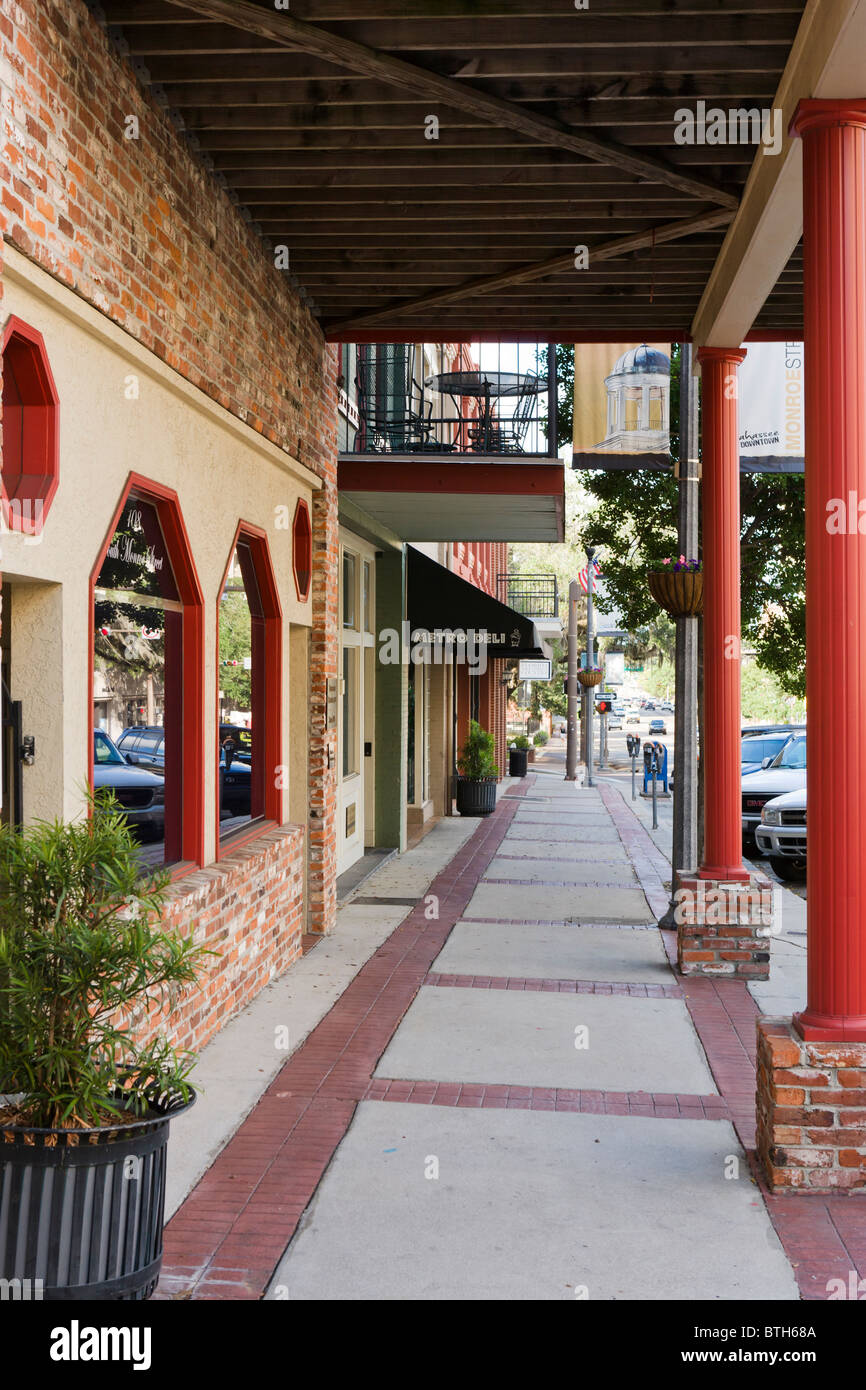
217,817,279,858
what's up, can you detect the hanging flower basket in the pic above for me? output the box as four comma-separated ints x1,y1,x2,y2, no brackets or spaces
577,668,603,689
647,562,703,617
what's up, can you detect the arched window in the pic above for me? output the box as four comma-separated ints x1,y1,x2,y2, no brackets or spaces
292,498,312,602
91,477,204,870
1,315,60,534
217,524,282,846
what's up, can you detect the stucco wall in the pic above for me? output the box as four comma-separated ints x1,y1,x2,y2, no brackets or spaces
2,249,318,861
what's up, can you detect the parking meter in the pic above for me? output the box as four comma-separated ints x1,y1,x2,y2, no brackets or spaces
626,733,640,799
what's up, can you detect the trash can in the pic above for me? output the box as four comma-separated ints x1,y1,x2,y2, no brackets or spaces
508,746,529,777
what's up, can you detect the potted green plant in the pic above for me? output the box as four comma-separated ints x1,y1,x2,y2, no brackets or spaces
0,798,209,1301
455,719,499,816
508,734,530,778
533,730,549,748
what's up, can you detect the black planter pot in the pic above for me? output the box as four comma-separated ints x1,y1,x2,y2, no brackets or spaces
508,747,529,777
0,1091,194,1301
455,776,498,816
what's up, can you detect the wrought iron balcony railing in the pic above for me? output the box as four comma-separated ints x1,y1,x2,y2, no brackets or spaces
498,574,559,620
342,342,556,458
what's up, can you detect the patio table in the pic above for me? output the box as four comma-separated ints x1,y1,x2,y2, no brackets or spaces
424,369,546,452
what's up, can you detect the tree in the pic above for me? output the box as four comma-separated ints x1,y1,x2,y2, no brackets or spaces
218,593,252,710
566,345,806,697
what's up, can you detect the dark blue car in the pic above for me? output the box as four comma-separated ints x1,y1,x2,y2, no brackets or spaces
118,724,251,816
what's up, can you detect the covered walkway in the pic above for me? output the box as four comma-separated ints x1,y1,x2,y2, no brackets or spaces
156,742,864,1301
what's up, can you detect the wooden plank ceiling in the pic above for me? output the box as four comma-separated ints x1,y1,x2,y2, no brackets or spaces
95,0,806,341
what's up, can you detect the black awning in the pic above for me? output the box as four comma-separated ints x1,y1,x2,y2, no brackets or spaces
407,547,545,659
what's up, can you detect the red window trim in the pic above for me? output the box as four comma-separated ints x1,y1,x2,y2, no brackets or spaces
215,521,283,859
292,498,312,602
88,474,206,869
1,314,60,535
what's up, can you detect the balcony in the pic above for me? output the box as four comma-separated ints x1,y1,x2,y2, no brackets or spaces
346,344,553,458
498,574,559,621
337,343,564,543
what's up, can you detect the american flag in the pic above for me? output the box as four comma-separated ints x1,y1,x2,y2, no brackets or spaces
578,558,602,593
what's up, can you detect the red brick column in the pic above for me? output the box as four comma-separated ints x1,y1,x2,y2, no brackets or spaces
308,427,339,933
757,1019,866,1191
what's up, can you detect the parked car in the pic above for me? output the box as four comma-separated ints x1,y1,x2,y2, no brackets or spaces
117,724,165,772
741,733,806,843
118,723,252,816
741,731,796,776
93,728,165,837
741,722,806,739
754,787,807,880
648,717,667,735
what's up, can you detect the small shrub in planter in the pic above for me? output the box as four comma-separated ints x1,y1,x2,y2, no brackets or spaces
533,730,549,747
456,720,499,816
0,798,210,1300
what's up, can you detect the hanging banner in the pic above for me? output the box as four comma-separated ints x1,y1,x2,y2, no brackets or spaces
604,652,625,686
572,342,672,470
737,341,804,473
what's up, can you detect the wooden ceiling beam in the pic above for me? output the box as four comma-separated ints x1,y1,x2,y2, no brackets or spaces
322,207,732,334
162,83,780,113
162,0,740,206
106,1,806,21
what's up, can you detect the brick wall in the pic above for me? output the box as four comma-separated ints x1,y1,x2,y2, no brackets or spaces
675,874,773,979
0,2,340,998
308,480,339,931
0,0,336,478
131,824,306,1058
757,1017,866,1192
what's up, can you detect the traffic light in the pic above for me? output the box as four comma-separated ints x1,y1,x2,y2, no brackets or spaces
596,699,613,714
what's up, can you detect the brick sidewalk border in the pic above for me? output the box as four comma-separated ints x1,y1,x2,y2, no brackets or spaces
596,776,866,1299
157,778,534,1300
366,1077,729,1118
424,972,683,997
158,768,866,1302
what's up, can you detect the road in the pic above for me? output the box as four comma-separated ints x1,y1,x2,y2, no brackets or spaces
579,716,807,901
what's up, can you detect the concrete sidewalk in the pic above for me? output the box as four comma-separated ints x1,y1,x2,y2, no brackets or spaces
157,743,865,1302
262,755,796,1301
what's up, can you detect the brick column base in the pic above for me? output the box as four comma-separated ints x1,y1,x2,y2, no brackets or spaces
675,873,773,979
757,1017,866,1192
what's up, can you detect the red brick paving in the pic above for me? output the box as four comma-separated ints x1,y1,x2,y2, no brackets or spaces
366,1077,730,1119
425,972,682,997
160,770,866,1302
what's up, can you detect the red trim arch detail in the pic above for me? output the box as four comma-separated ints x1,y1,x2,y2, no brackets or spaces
292,498,312,602
1,315,60,535
88,475,206,871
215,522,283,854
